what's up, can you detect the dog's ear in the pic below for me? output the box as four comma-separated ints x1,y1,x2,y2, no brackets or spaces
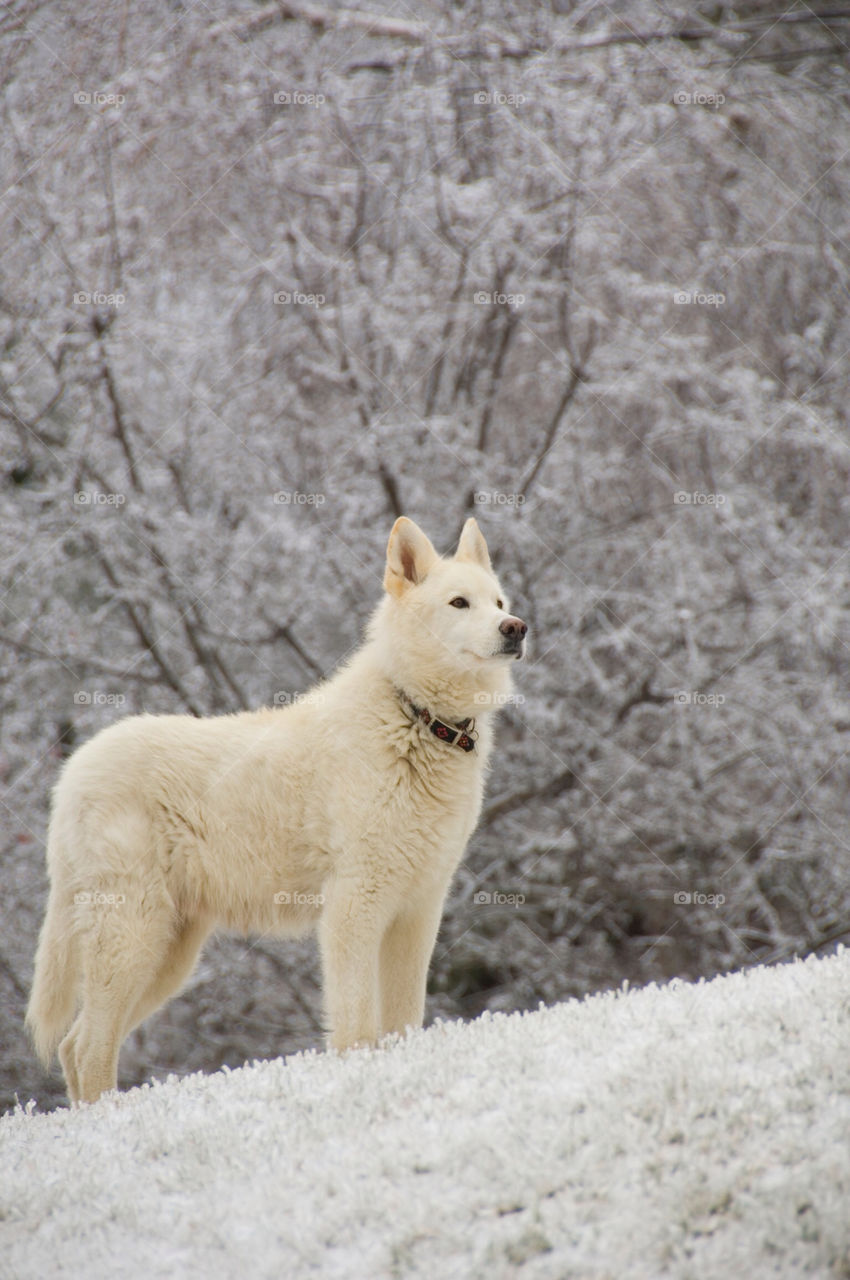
384,517,439,597
454,517,492,571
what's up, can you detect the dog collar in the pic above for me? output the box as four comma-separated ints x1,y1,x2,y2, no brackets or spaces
396,690,477,753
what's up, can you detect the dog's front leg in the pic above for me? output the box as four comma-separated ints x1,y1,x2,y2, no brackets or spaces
318,882,381,1051
379,894,445,1038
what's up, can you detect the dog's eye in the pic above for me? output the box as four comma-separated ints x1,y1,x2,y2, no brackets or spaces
496,598,504,610
449,597,469,608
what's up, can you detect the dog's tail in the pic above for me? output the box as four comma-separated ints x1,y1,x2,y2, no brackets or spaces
26,885,79,1068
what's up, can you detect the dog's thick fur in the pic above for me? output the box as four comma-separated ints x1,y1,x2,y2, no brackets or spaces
26,517,526,1103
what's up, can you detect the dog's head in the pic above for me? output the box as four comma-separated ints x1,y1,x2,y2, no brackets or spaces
376,516,527,714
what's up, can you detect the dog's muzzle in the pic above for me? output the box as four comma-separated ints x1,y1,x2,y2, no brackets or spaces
499,616,528,658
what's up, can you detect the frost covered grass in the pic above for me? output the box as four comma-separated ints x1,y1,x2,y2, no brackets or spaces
3,950,849,1278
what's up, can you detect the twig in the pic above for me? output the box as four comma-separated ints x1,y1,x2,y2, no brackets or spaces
87,536,203,715
482,765,578,826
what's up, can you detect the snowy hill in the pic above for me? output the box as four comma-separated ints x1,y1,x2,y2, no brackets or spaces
3,950,849,1279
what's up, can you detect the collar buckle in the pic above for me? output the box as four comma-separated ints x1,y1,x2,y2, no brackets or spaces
397,690,477,753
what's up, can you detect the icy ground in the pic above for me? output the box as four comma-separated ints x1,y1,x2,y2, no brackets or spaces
2,949,849,1279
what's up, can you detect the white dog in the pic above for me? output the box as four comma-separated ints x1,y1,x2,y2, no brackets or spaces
27,516,527,1103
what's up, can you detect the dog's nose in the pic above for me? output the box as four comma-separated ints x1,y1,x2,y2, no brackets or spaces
499,617,528,640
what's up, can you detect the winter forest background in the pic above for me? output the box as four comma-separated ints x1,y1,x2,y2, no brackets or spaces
2,0,850,1113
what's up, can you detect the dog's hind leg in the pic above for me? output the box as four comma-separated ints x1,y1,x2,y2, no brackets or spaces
57,1013,83,1102
69,904,176,1104
125,914,211,1034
